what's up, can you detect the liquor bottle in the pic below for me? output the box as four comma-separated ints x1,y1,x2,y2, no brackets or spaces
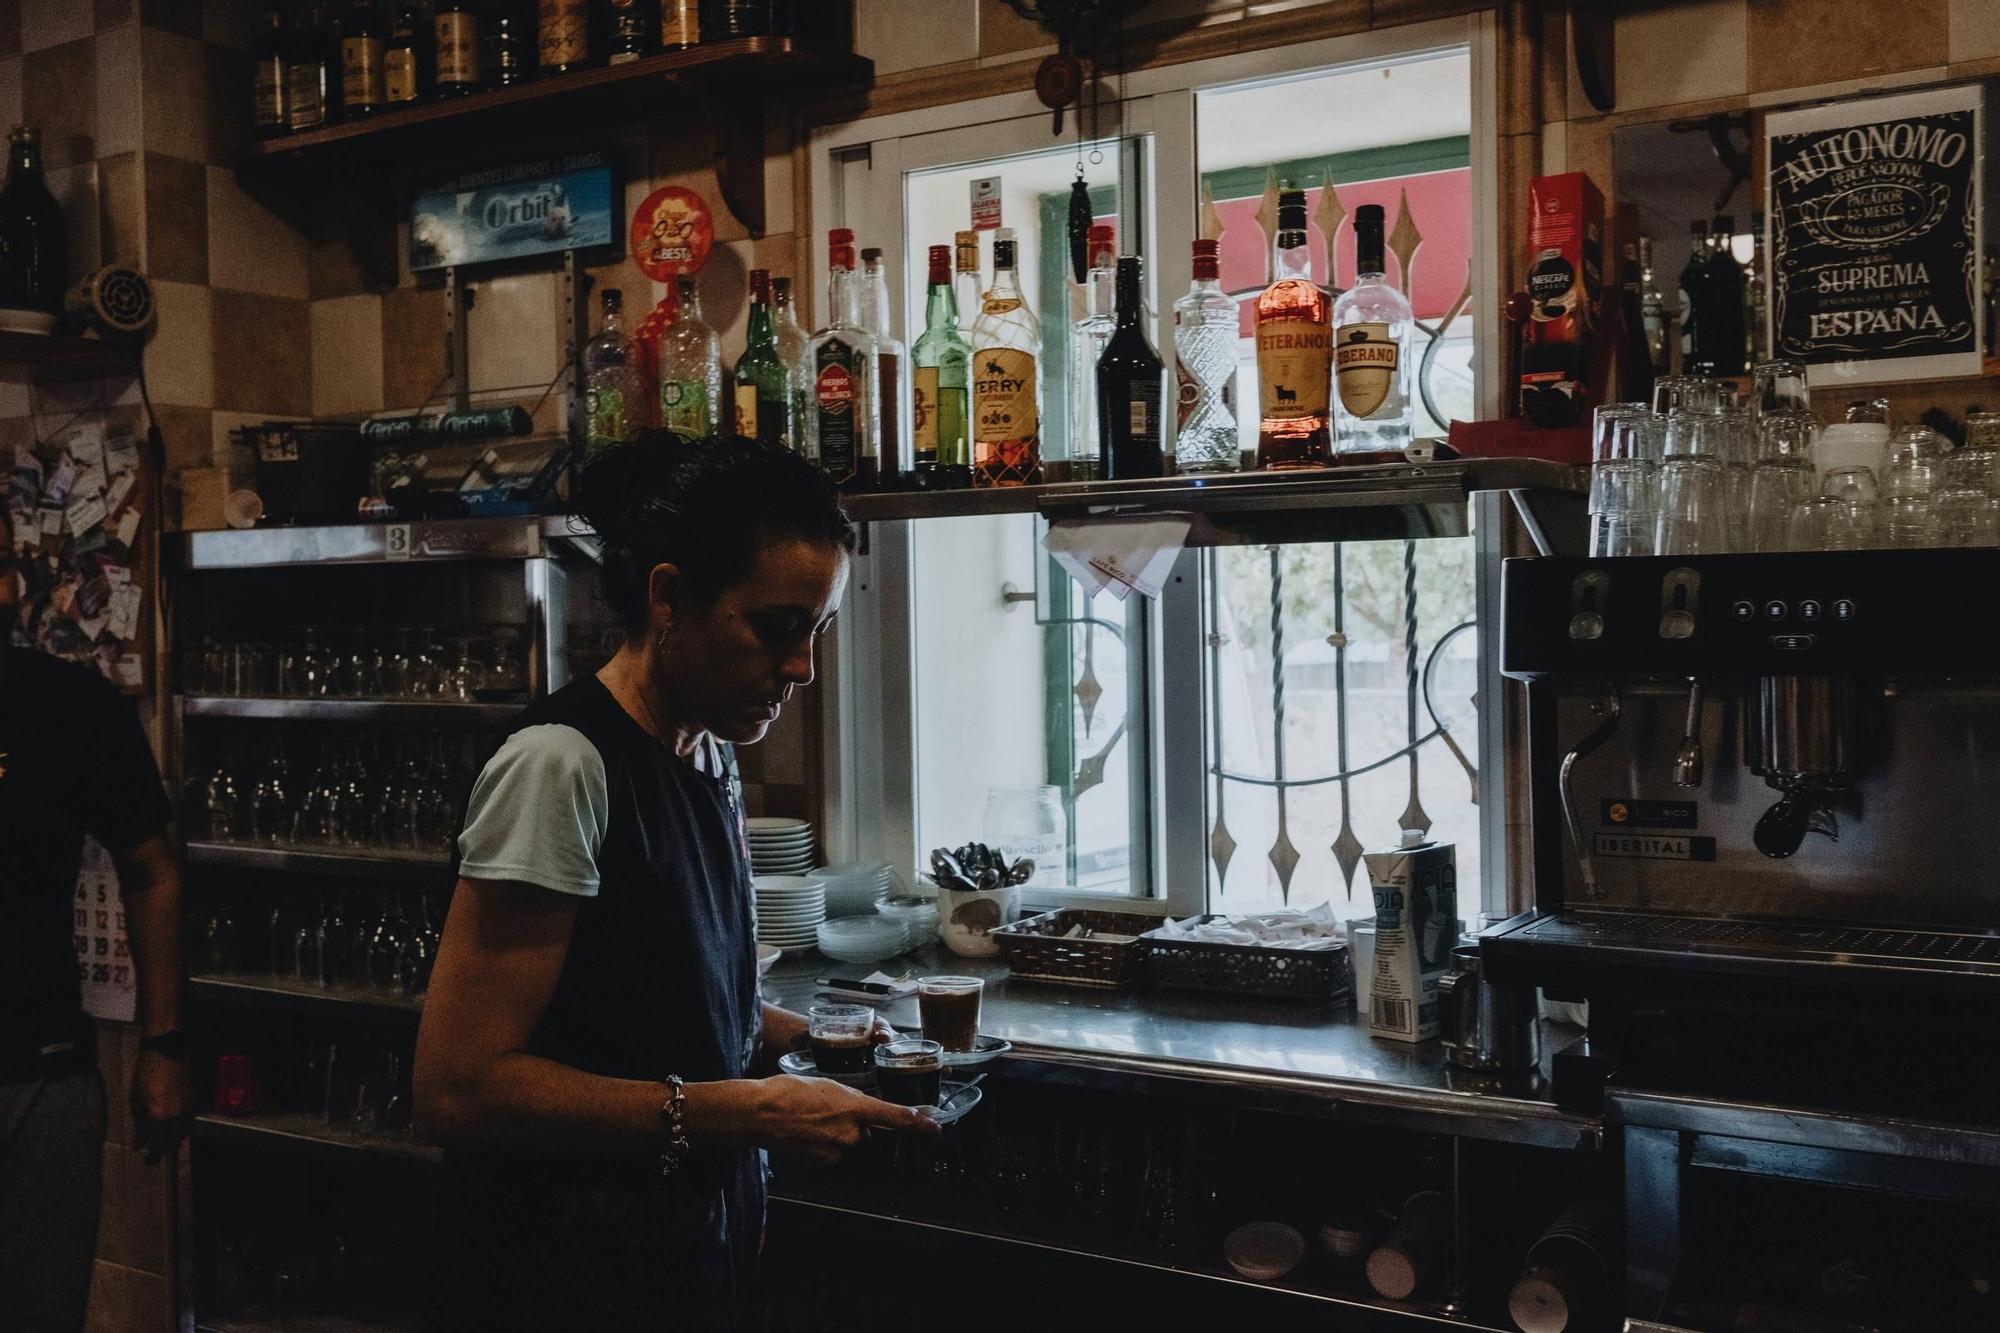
286,3,332,131
912,244,972,489
1255,188,1332,469
732,269,793,446
1637,236,1668,374
338,1,386,120
486,1,534,86
1616,242,1655,406
806,231,873,486
1096,256,1165,480
860,246,908,489
953,229,982,340
708,0,772,37
383,4,426,104
1676,219,1708,369
252,1,289,136
662,0,700,48
1069,223,1116,481
606,0,657,62
433,0,481,97
537,0,592,74
583,289,638,455
1173,238,1238,474
770,275,811,447
971,227,1041,486
0,129,68,318
1332,201,1413,459
659,277,721,437
1700,213,1746,376
1745,210,1768,366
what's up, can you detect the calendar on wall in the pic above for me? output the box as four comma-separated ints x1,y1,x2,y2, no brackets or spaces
74,836,135,1023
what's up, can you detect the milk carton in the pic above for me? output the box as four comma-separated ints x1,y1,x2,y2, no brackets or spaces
1364,830,1458,1043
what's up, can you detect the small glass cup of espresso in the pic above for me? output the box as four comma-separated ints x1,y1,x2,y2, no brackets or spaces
807,1003,875,1075
917,975,983,1053
872,1038,944,1107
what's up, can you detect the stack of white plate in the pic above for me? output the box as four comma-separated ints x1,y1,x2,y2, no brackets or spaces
747,817,815,876
815,915,911,966
809,862,896,919
753,875,825,951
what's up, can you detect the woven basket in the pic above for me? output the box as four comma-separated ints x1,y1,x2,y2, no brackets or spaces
992,909,1152,988
1141,917,1353,1002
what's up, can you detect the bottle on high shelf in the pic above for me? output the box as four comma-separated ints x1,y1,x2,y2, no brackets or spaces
1254,187,1333,469
912,243,972,489
433,0,482,97
584,289,639,456
658,277,722,437
770,276,811,448
1096,256,1166,480
971,227,1041,486
1069,223,1116,482
252,1,289,136
732,269,794,447
605,0,658,63
662,0,701,48
953,229,982,340
707,0,773,38
806,231,873,486
1617,241,1656,406
384,3,427,105
1332,201,1413,459
486,0,534,86
1699,213,1746,377
338,0,387,120
537,0,593,74
1636,235,1669,374
286,2,333,131
0,130,67,319
1676,219,1709,369
1173,238,1239,474
860,247,908,489
1745,210,1769,366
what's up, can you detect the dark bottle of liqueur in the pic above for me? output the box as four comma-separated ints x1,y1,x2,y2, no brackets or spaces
433,0,482,97
338,0,386,120
383,4,428,105
605,0,658,62
1096,256,1166,479
0,129,69,318
486,0,534,86
252,1,289,136
706,0,771,38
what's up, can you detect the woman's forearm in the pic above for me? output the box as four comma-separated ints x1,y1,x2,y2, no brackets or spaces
761,1002,808,1058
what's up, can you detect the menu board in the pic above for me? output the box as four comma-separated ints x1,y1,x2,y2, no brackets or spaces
1765,86,1984,385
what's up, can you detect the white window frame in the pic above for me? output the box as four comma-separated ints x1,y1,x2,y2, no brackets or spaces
811,14,1504,920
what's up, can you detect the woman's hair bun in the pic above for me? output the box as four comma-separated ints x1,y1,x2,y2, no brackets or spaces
572,432,703,546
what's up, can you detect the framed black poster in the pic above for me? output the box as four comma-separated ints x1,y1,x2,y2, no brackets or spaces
1765,86,1984,385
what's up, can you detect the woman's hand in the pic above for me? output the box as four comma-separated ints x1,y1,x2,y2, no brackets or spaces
870,1014,900,1045
755,1074,939,1166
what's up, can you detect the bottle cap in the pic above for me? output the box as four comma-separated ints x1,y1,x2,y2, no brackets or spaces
995,226,1016,242
771,275,791,295
828,227,854,245
1355,203,1385,232
1277,188,1309,232
601,288,622,311
861,247,883,266
748,269,770,300
1191,238,1219,280
677,277,697,299
927,245,952,284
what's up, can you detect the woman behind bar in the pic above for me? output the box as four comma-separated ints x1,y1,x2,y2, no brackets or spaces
414,434,932,1330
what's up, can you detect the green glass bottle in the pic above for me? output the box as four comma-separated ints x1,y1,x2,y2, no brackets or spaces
732,269,794,446
912,244,971,488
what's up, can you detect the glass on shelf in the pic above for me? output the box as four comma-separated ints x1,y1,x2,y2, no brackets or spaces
982,784,1069,889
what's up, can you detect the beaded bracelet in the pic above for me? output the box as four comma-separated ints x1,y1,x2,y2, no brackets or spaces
659,1074,689,1179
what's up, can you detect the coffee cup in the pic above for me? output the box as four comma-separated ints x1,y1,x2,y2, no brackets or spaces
872,1039,944,1107
807,1003,875,1074
916,975,982,1052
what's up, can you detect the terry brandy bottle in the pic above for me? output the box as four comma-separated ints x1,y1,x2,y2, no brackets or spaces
1332,202,1413,459
971,227,1041,486
1254,188,1333,469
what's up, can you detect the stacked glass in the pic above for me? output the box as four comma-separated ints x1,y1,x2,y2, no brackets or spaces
1931,415,2000,547
1656,408,1732,555
1791,467,1879,551
1749,359,1808,419
1588,403,1661,557
1748,411,1817,552
1880,427,1945,549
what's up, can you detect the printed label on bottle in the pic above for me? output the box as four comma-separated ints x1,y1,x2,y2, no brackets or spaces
384,48,417,102
341,37,385,106
660,381,709,436
973,348,1037,443
435,12,479,86
253,61,286,127
912,367,939,459
662,0,701,46
815,346,859,482
286,64,325,129
587,385,628,443
1255,315,1331,421
608,0,649,59
1334,322,1398,418
733,384,759,438
981,296,1023,317
538,0,591,65
1127,384,1159,440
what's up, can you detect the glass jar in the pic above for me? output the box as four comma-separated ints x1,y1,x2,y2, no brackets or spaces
981,785,1069,889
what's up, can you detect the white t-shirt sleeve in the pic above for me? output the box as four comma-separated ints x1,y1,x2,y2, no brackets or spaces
456,723,611,897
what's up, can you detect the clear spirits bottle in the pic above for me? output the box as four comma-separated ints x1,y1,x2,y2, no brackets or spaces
583,289,638,455
1745,210,1768,366
1173,238,1239,474
771,275,811,448
1637,236,1669,374
658,277,721,437
1097,256,1166,480
1255,189,1333,469
953,229,983,340
1677,220,1709,369
1701,213,1746,377
860,247,909,489
806,230,874,486
1332,203,1414,459
912,244,971,489
971,227,1042,486
1069,224,1117,483
731,269,793,446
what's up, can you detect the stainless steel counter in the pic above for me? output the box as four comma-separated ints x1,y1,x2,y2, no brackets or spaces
763,947,1597,1151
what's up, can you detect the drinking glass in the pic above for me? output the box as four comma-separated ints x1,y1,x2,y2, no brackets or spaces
1748,459,1816,552
1843,399,1891,426
1649,376,1688,415
1967,411,2000,451
1750,360,1808,417
1662,409,1729,460
335,628,375,698
1880,459,1936,549
1592,404,1648,457
807,1003,876,1074
293,756,346,847
484,626,529,697
1655,457,1730,554
1932,486,2000,547
250,741,293,845
982,786,1068,889
203,755,244,842
1588,461,1657,558
1717,409,1755,548
1678,376,1736,412
1755,410,1816,464
442,636,487,703
1943,443,2000,493
1886,426,1947,471
1791,468,1878,551
916,976,984,1052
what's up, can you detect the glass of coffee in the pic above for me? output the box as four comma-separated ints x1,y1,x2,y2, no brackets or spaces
916,975,983,1052
872,1038,944,1107
807,1003,875,1074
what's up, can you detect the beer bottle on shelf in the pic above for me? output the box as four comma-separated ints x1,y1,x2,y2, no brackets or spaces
285,2,333,131
338,0,387,120
433,0,482,97
537,0,593,74
383,4,427,106
486,0,535,87
252,1,289,136
605,0,659,63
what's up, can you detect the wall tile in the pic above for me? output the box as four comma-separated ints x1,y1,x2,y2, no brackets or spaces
855,0,979,75
1613,0,1747,111
308,224,377,301
467,271,561,395
206,165,307,298
95,0,135,31
203,39,249,163
1747,0,1947,93
310,293,385,417
0,56,21,139
380,282,448,412
137,0,199,39
0,0,18,58
94,1143,168,1272
1950,0,2000,61
47,161,102,272
211,288,309,416
21,36,96,169
83,1260,171,1333
138,26,208,164
95,20,140,157
142,151,207,283
152,401,213,474
977,0,1050,57
97,150,138,265
21,0,92,52
143,279,211,407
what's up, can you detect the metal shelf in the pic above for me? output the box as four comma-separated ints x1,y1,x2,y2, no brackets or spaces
199,1313,419,1333
173,516,566,570
185,842,454,881
193,1111,439,1166
182,696,523,724
0,328,140,380
189,972,422,1018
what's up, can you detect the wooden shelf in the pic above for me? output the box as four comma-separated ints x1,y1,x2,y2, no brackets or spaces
185,842,454,881
182,695,523,724
194,1111,439,1166
189,972,423,1019
0,328,139,380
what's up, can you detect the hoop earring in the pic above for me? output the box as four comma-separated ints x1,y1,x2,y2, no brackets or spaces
654,626,672,655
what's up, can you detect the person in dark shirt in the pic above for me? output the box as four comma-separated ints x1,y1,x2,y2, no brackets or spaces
0,505,187,1332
